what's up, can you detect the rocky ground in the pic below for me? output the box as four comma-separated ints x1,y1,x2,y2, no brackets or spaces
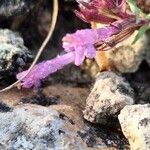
0,0,150,150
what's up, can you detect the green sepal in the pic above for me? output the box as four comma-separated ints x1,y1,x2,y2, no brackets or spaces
145,14,150,20
132,25,149,44
127,0,141,23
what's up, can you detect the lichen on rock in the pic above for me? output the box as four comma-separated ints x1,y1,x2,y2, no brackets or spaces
118,104,150,150
0,104,87,150
0,0,41,17
0,29,32,79
83,71,134,125
0,103,123,150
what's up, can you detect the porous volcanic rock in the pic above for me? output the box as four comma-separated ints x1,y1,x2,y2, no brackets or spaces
83,71,134,125
118,104,150,150
0,104,88,150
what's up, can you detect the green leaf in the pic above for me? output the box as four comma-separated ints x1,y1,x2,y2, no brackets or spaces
132,25,150,44
127,0,141,23
145,14,150,20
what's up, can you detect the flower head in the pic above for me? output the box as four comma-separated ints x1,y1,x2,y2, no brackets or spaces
16,0,149,89
62,26,119,65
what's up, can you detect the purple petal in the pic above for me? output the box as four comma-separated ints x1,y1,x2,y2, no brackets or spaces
84,45,96,59
17,52,75,88
96,26,119,39
62,26,119,50
74,46,85,66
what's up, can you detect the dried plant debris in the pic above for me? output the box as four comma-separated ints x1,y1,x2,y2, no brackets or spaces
0,0,42,17
0,29,32,79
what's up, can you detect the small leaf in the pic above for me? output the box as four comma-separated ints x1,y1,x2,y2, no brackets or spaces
132,25,149,44
127,0,141,23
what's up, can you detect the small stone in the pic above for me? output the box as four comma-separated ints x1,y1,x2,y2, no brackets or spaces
83,71,134,125
118,104,150,150
0,29,32,79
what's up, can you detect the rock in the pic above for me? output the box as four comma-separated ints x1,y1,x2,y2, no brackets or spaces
0,104,127,150
0,0,42,17
106,31,146,73
118,104,150,150
50,104,110,149
0,102,12,112
0,29,24,44
0,103,130,150
0,104,88,150
83,71,134,125
0,29,32,79
0,103,106,150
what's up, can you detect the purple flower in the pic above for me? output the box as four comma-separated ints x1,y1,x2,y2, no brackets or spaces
16,0,148,89
17,24,119,88
16,17,144,89
17,52,75,88
62,26,119,65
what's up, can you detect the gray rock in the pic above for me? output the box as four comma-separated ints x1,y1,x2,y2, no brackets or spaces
0,104,88,150
0,104,113,150
0,0,41,17
0,29,32,79
118,104,150,150
136,0,150,13
0,102,130,150
83,71,134,125
0,29,24,45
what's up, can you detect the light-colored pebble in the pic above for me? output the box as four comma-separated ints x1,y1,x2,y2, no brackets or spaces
83,71,134,125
